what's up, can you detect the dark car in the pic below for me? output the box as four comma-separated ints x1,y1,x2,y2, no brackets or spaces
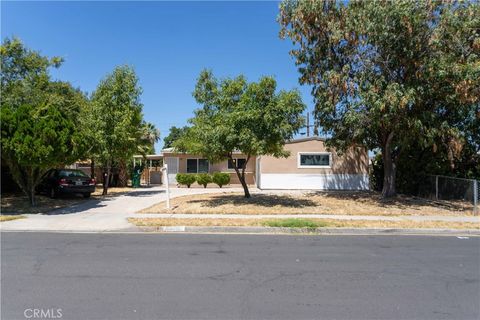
37,169,96,198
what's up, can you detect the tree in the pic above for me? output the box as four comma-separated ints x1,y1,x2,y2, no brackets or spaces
163,126,189,149
1,38,87,206
89,65,144,194
279,0,479,197
175,70,305,198
138,122,161,155
117,121,161,187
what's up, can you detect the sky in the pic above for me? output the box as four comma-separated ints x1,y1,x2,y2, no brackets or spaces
1,1,315,151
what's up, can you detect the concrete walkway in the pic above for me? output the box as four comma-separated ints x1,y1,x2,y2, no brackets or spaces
133,213,480,223
0,187,245,232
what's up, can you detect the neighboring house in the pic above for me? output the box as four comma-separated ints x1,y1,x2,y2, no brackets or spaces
135,137,370,190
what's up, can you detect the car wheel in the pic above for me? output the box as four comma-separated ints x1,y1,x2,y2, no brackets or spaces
83,193,91,198
49,187,57,199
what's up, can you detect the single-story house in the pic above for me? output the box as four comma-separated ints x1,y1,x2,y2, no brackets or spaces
134,137,369,190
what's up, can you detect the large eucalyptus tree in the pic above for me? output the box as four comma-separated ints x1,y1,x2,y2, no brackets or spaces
279,0,479,197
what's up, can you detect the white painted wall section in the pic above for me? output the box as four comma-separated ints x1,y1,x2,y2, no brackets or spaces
259,174,369,190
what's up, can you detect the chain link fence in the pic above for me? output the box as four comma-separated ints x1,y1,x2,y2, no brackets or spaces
417,175,478,215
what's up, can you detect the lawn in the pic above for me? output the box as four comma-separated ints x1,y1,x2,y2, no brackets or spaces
128,217,480,230
139,191,474,216
1,186,133,215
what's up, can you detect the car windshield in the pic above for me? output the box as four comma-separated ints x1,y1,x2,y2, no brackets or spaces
59,170,89,178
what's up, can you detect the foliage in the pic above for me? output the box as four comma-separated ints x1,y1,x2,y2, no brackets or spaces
87,65,144,194
212,172,230,188
371,141,480,195
138,122,160,155
176,173,196,188
0,37,87,206
279,0,480,197
175,70,305,197
195,173,212,188
163,126,189,149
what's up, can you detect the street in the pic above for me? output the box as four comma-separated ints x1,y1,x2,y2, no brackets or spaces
1,232,479,320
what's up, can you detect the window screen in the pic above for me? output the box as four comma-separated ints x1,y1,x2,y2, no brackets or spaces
299,154,330,167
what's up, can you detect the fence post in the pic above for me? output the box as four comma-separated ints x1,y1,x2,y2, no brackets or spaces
473,179,478,216
435,175,439,200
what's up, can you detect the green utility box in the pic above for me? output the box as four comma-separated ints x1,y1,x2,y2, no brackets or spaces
132,168,141,188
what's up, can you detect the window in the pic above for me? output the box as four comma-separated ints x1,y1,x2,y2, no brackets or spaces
186,159,197,173
298,153,331,168
198,159,209,173
228,158,247,170
186,159,209,173
58,170,89,178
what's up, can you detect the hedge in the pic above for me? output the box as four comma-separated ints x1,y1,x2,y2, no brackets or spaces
196,173,212,188
212,172,230,188
176,173,196,188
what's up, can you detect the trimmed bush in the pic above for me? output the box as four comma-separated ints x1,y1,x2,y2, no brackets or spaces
212,172,230,188
196,173,212,188
176,173,196,188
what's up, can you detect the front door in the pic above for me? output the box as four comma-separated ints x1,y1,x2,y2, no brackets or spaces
164,157,179,184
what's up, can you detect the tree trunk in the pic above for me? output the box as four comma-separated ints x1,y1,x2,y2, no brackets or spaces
235,170,251,198
90,159,95,179
102,162,111,195
381,135,397,198
5,161,44,207
231,156,251,198
117,159,128,187
27,186,36,207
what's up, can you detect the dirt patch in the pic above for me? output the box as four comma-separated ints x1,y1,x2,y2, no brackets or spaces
129,217,480,230
139,191,474,216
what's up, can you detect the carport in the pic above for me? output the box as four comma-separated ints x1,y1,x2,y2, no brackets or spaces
132,154,164,186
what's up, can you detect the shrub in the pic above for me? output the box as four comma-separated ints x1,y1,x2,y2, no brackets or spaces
212,172,230,188
176,173,196,188
196,173,212,188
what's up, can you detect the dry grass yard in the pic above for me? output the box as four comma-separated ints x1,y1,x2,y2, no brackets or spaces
1,186,133,215
139,191,474,216
129,217,480,230
0,215,26,222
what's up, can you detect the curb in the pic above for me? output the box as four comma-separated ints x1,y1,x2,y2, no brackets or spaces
138,226,480,236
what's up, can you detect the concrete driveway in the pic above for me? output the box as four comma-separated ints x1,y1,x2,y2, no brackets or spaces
0,187,245,232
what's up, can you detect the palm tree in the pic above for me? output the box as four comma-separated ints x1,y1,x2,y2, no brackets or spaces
117,122,160,187
138,122,161,155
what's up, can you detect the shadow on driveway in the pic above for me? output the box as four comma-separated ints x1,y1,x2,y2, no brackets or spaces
126,190,165,197
45,189,165,215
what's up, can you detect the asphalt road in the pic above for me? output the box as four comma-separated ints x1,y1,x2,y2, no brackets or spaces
1,233,479,320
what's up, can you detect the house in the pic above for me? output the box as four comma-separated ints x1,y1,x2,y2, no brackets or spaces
134,137,369,190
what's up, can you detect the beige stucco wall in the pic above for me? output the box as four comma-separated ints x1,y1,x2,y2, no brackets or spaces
163,153,256,185
259,140,368,174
